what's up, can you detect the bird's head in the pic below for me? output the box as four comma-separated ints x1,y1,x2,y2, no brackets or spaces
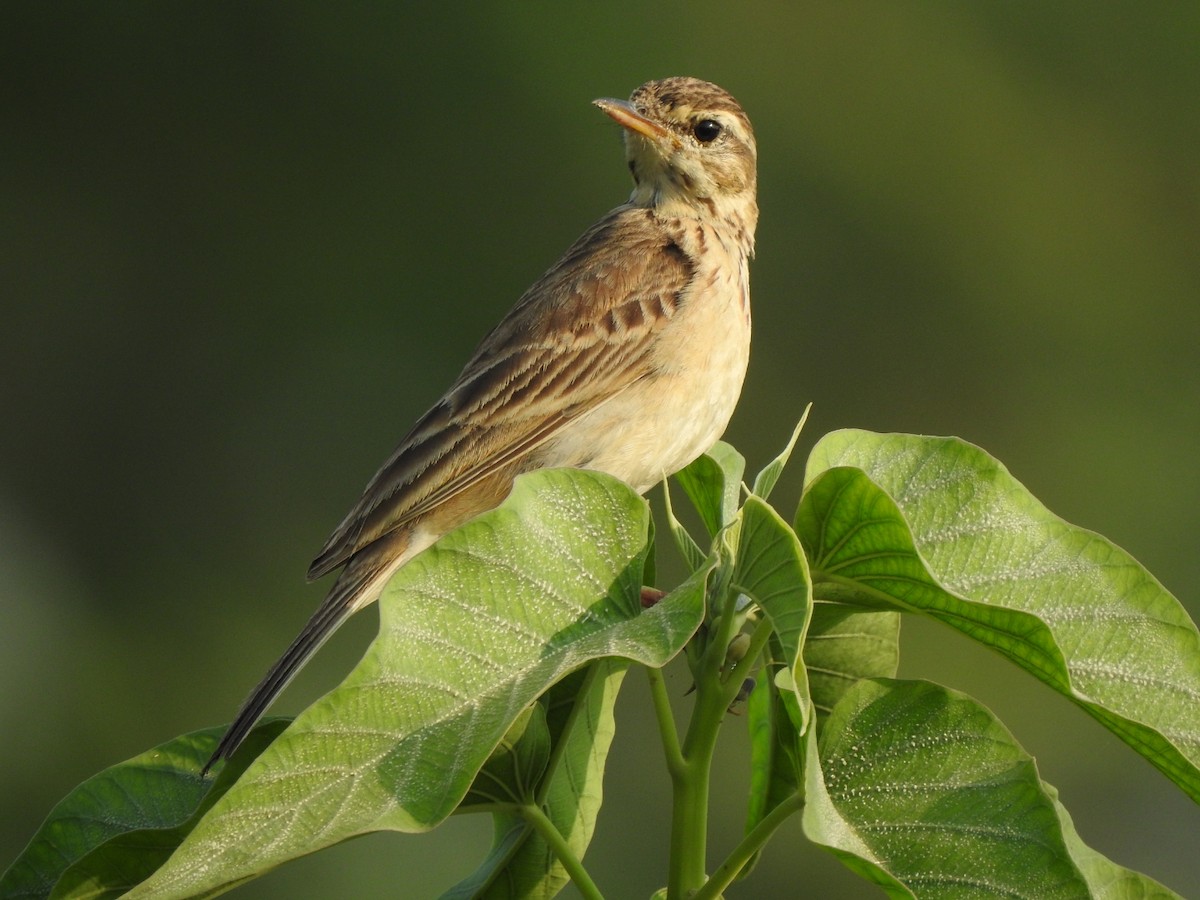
594,76,758,245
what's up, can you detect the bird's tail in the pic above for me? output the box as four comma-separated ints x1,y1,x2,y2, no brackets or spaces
201,532,409,775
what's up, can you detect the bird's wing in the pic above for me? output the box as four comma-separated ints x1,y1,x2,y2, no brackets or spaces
307,207,695,580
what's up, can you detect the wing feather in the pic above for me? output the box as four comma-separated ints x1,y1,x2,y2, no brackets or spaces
307,206,693,579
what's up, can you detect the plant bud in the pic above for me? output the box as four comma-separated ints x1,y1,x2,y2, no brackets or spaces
724,632,752,668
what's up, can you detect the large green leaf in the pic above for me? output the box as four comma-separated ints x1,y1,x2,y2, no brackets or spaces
1047,784,1179,899
456,705,550,813
800,430,1200,801
0,722,287,900
127,469,707,899
804,603,899,721
807,679,1093,898
806,678,1181,899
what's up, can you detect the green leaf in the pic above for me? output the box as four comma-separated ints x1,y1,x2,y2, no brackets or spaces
518,660,625,898
458,705,550,810
661,478,706,572
804,603,899,723
675,441,746,538
1047,784,1180,899
746,676,799,818
732,496,813,877
751,406,811,500
743,677,802,879
642,514,657,589
0,722,287,900
447,660,629,899
441,816,528,900
127,469,705,899
732,496,813,732
806,678,1092,898
801,430,1200,801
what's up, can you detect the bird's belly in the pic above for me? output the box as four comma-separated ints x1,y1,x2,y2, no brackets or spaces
544,277,751,494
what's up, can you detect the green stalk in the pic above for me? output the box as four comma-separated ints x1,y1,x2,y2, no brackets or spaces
518,803,604,900
667,678,725,897
646,666,686,779
667,586,771,898
693,792,804,900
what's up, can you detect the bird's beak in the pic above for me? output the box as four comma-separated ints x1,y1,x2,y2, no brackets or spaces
593,98,675,146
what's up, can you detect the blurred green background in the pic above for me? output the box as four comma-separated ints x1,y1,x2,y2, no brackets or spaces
2,3,1197,897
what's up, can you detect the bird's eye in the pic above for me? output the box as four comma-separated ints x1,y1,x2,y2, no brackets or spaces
692,119,723,143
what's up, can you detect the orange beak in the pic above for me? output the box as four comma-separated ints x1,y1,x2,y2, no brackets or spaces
593,98,674,145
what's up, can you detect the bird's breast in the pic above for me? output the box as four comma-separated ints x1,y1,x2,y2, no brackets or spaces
545,226,751,494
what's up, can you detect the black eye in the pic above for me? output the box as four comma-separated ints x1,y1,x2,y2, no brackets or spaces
692,119,722,143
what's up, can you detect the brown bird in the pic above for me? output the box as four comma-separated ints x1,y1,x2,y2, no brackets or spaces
204,76,759,773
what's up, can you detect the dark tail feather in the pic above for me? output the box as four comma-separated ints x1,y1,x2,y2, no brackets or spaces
201,539,405,775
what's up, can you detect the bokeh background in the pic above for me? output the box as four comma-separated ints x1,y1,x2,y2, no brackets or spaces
2,3,1197,897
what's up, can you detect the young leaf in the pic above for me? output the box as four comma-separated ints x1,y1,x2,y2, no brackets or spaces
731,496,813,876
806,679,1093,898
661,478,706,572
751,405,811,501
642,514,657,590
732,496,813,731
127,469,708,899
801,431,1200,802
674,441,746,538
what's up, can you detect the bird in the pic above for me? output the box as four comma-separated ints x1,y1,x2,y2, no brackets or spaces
203,76,759,773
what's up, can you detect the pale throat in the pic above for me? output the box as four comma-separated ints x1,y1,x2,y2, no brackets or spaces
630,180,758,255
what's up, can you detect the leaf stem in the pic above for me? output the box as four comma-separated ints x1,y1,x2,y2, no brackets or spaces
646,665,685,778
693,792,804,900
518,803,604,900
668,656,724,891
669,710,717,897
668,599,774,897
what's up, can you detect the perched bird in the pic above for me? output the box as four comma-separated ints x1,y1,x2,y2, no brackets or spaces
204,76,759,773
